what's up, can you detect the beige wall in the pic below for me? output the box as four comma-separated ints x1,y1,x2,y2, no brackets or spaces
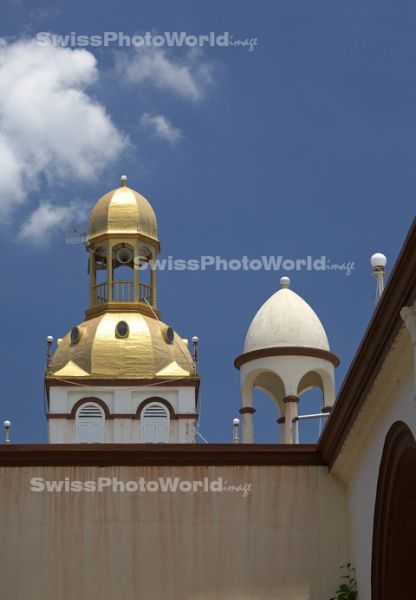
0,464,348,600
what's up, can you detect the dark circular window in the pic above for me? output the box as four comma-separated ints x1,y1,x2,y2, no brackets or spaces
70,326,81,345
116,320,129,338
163,325,174,345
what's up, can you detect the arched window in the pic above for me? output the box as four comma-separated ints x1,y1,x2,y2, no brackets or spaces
141,402,170,443
75,402,105,443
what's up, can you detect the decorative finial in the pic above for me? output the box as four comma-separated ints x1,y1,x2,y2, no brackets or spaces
121,175,127,186
3,420,11,444
370,253,387,304
46,335,54,375
280,276,291,288
233,418,240,444
192,336,199,375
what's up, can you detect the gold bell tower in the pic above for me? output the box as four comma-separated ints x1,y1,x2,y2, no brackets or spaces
86,175,160,320
46,176,199,445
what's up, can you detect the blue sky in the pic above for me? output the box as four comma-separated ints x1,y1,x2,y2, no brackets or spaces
0,0,415,443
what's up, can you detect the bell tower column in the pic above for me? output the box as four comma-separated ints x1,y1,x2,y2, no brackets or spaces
150,258,156,307
239,406,255,443
89,253,96,307
283,396,299,444
107,239,113,303
277,416,286,443
133,240,139,302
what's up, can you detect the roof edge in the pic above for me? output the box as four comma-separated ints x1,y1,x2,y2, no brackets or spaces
0,444,325,467
319,218,416,469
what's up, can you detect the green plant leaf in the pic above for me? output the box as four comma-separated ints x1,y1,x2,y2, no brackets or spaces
329,563,358,600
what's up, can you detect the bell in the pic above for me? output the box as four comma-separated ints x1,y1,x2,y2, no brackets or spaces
115,247,133,264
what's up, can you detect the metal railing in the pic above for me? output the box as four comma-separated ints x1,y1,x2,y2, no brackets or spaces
292,413,329,444
112,280,134,302
93,282,108,304
92,281,153,306
138,283,153,305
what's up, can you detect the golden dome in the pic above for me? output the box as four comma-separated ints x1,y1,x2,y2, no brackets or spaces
88,179,159,243
50,313,194,379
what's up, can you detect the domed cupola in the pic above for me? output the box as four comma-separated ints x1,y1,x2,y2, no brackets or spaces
86,175,160,321
89,178,159,243
235,277,339,444
243,276,330,354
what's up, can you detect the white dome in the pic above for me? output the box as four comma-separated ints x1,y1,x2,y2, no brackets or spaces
244,284,330,354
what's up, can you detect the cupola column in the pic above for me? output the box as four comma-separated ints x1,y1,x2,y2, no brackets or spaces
89,253,97,307
133,240,139,302
151,257,157,307
277,416,286,443
239,406,255,443
107,239,113,302
283,396,299,444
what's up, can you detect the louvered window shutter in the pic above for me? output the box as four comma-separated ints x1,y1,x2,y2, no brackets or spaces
142,403,169,443
76,402,105,443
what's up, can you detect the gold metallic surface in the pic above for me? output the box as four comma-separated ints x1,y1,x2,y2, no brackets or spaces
156,361,191,377
88,185,159,242
85,303,160,320
53,361,90,377
50,313,194,379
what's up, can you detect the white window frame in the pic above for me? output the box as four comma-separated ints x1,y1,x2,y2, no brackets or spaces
75,402,106,443
141,402,170,443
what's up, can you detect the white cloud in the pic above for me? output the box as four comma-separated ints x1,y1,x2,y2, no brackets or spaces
18,200,87,246
117,48,213,102
0,38,127,222
140,113,182,144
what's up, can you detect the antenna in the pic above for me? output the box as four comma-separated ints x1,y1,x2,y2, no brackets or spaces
196,431,209,444
64,221,89,245
46,336,54,374
3,420,11,444
192,336,199,375
233,418,240,444
370,253,387,303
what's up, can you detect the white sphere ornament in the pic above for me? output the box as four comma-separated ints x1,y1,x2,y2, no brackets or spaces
3,420,11,429
280,276,291,288
192,336,199,344
370,253,387,268
47,335,54,343
233,418,240,426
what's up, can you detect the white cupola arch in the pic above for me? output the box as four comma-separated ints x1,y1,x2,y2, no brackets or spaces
235,277,339,444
